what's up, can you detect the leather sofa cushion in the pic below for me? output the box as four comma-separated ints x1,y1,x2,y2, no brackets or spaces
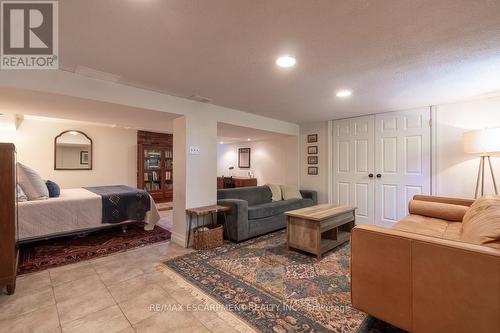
462,195,500,249
394,215,463,241
408,200,468,222
443,222,463,240
393,215,448,238
248,198,313,220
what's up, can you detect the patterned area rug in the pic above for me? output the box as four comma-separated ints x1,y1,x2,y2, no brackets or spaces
164,230,405,333
18,224,171,275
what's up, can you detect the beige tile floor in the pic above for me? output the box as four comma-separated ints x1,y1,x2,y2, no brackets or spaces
0,211,243,333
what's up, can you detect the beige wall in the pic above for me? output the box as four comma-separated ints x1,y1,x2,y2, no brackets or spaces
300,122,329,204
217,136,299,186
15,117,138,188
435,95,500,198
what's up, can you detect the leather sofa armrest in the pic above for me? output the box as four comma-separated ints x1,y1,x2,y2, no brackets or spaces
351,225,500,333
217,199,249,242
413,195,475,207
300,190,317,205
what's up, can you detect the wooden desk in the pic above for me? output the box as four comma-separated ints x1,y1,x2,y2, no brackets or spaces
217,177,257,189
285,204,356,260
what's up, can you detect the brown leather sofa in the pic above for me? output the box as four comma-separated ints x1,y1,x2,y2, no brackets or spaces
351,195,500,333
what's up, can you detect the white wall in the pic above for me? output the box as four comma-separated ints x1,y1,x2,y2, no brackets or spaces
298,95,500,202
15,117,138,188
435,95,500,198
217,136,299,186
300,122,329,204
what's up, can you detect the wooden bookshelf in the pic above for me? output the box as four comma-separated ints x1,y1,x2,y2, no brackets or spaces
137,131,173,203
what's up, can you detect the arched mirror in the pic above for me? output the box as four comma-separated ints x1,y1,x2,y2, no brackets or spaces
54,130,93,170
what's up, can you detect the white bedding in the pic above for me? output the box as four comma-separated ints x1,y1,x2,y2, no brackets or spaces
18,188,160,241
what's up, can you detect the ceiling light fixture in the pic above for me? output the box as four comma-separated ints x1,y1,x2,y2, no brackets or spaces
219,141,224,144
276,55,296,68
247,138,251,141
336,90,352,98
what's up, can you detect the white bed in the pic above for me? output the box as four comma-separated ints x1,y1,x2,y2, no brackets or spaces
18,188,160,242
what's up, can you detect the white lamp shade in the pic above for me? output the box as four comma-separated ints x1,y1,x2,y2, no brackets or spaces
463,128,500,154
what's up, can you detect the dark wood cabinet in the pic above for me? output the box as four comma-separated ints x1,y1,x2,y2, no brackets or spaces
0,143,18,295
137,131,173,203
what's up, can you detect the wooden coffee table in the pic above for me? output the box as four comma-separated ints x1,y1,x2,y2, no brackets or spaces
285,204,356,260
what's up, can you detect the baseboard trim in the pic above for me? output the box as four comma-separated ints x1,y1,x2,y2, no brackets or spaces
170,230,186,248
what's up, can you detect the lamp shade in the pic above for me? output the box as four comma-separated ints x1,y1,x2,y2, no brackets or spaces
463,128,500,154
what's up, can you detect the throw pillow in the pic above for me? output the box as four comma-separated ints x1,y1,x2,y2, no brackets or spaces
17,163,49,201
267,184,282,201
461,195,500,249
16,184,28,202
46,180,61,198
280,185,303,200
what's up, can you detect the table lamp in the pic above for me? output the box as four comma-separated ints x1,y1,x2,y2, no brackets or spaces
463,128,500,198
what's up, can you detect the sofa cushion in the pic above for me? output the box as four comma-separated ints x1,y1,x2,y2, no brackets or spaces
443,222,463,241
280,185,302,200
248,198,313,220
393,215,449,238
217,186,272,206
408,200,468,222
461,195,500,249
267,184,282,202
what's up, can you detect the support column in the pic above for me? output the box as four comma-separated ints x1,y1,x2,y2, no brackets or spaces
172,114,217,247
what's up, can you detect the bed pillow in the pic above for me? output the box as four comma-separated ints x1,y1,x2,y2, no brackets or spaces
267,184,282,201
17,163,49,201
46,180,61,198
280,185,303,200
17,184,28,202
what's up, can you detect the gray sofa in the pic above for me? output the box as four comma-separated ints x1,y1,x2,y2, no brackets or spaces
217,185,317,242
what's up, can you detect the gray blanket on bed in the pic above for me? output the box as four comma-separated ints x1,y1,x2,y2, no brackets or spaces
84,185,151,224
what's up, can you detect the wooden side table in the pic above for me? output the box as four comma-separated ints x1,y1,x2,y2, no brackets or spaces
186,205,230,248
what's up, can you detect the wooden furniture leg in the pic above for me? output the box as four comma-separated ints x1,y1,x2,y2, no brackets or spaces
186,213,193,248
6,280,16,295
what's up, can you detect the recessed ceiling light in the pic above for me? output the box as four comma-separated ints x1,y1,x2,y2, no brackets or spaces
276,55,296,68
219,141,224,144
336,90,352,98
247,138,251,141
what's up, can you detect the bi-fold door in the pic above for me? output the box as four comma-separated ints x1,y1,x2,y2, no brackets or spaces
332,108,431,226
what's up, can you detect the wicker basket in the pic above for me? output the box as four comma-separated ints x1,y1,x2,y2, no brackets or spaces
193,224,223,250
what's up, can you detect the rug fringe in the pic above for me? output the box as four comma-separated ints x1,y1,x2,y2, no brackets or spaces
156,264,257,333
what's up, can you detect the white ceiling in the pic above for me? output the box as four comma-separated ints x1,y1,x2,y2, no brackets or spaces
59,0,500,123
217,122,291,144
0,88,177,133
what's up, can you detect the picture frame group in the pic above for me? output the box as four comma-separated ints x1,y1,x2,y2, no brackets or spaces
307,134,318,175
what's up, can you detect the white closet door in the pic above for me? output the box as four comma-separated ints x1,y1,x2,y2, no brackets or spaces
332,116,375,225
374,108,431,227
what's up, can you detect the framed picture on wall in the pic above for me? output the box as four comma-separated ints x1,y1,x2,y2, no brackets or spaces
307,134,318,143
307,146,318,154
308,156,318,164
80,151,89,165
308,166,318,175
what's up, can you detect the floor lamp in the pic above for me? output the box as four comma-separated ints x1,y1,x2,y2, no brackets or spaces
464,128,500,198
